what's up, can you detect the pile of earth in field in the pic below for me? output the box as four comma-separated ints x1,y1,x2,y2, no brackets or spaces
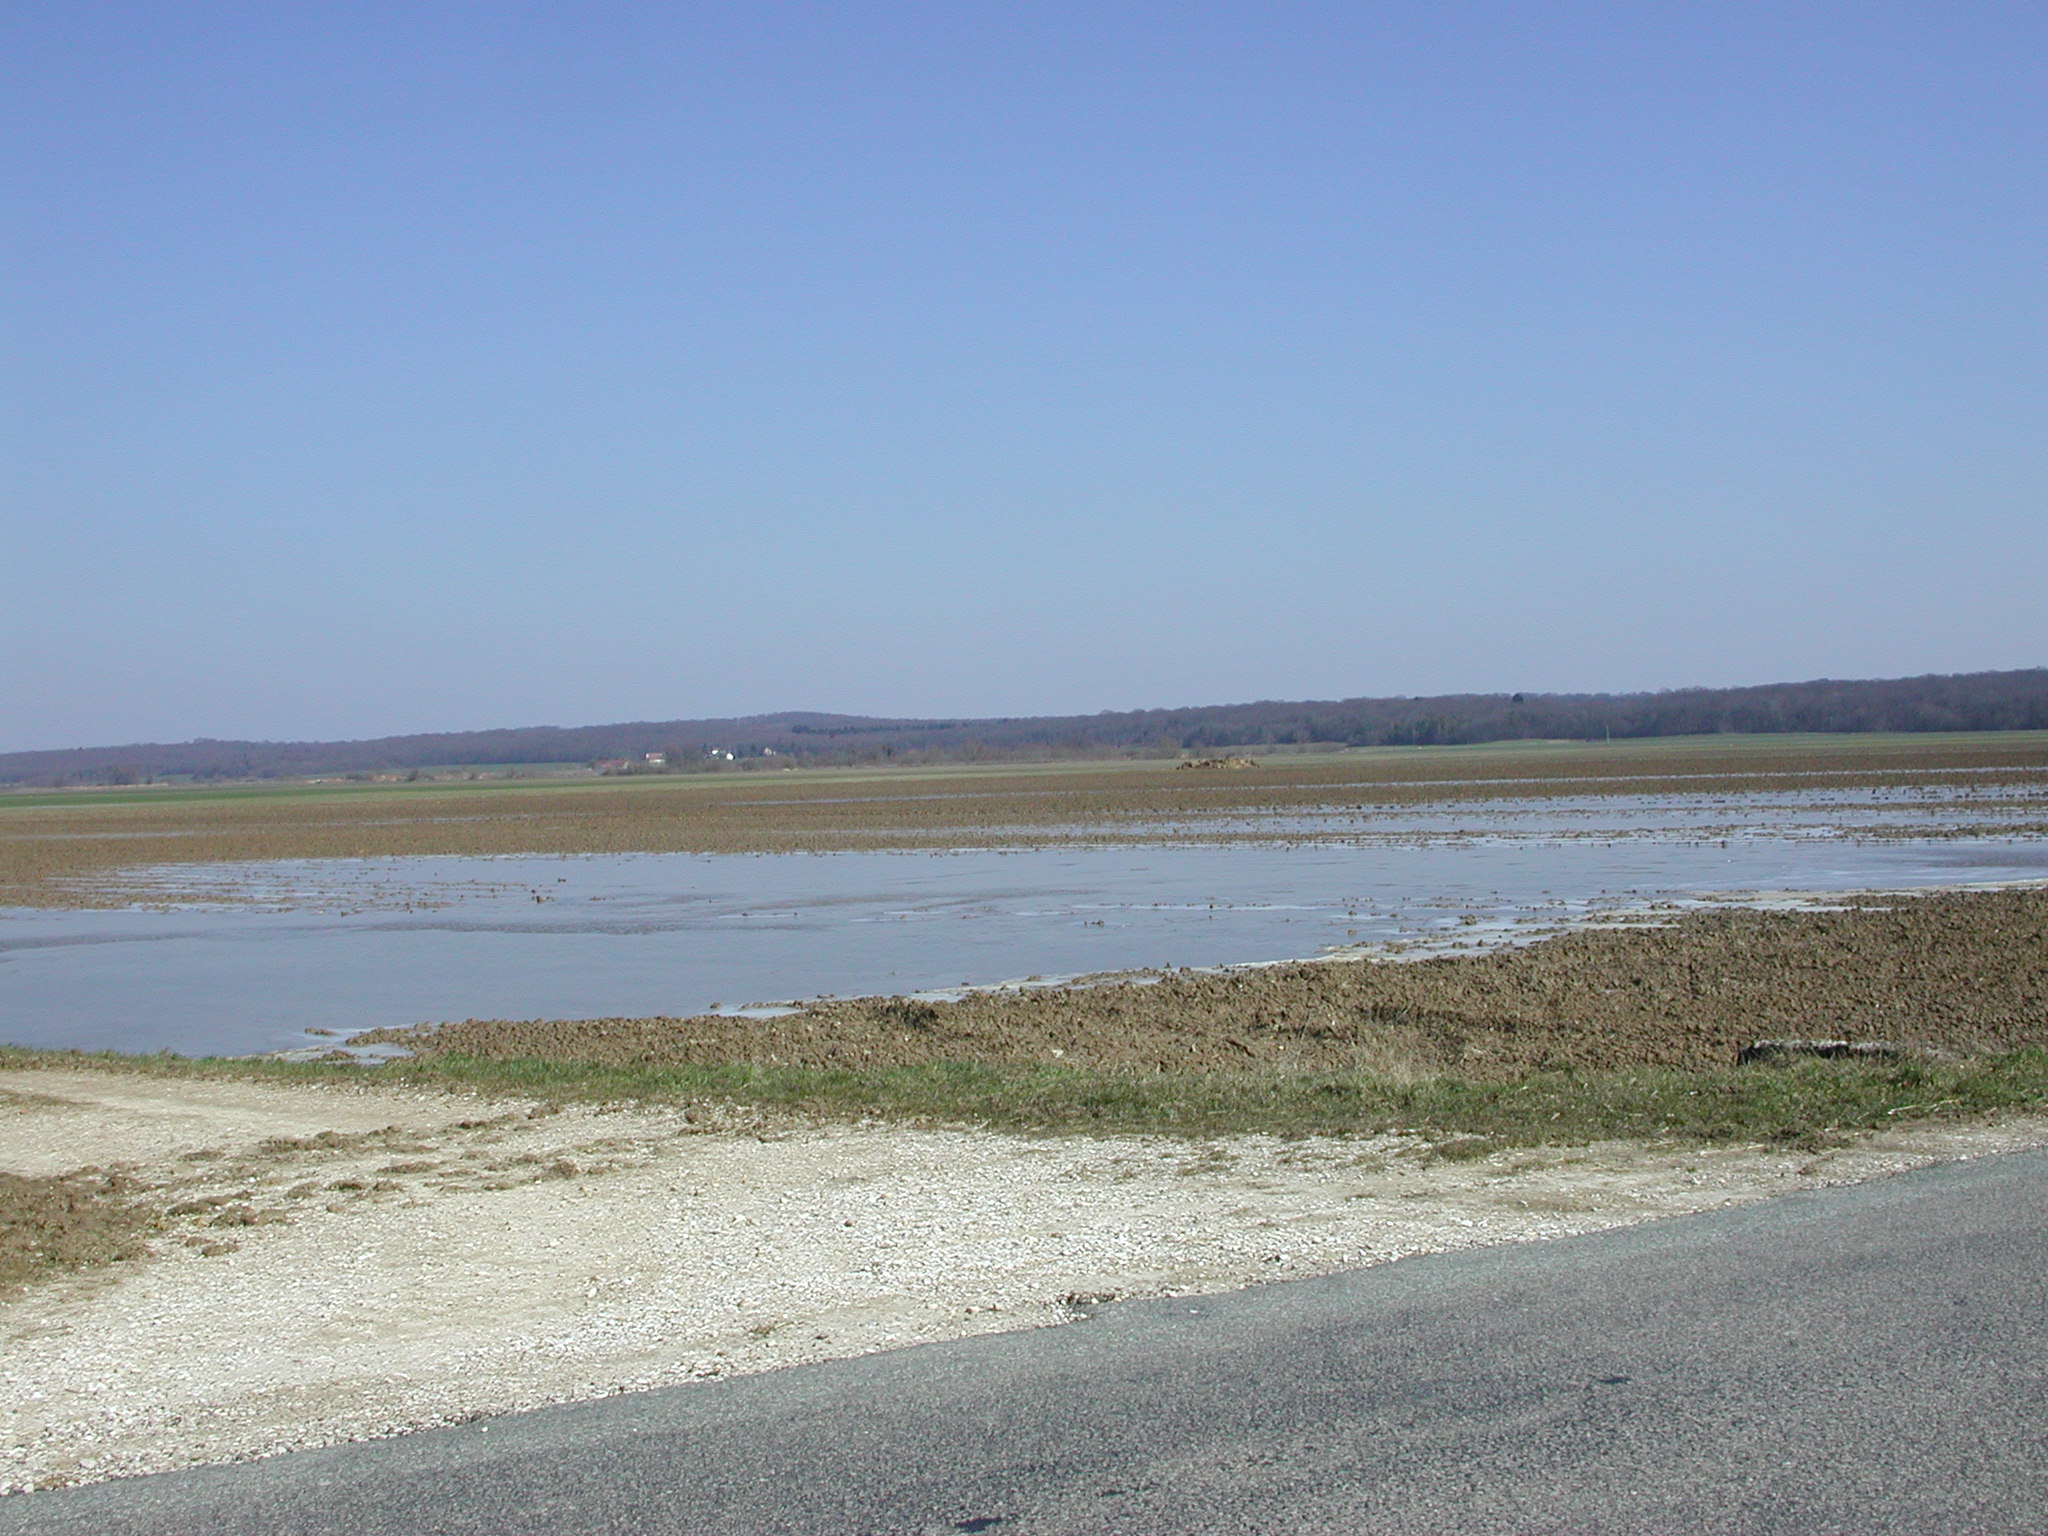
360,887,2048,1081
0,1168,155,1293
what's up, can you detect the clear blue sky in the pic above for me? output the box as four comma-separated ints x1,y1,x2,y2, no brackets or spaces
4,3,2043,751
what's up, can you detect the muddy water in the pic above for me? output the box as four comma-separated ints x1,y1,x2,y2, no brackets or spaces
2,793,2045,1056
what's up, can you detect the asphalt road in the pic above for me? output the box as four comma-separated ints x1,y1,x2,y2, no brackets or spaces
7,1147,2046,1535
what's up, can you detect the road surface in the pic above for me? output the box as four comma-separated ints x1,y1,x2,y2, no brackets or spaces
6,1146,2045,1534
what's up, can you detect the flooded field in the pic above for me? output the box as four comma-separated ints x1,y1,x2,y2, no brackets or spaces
3,773,2045,1056
10,741,2046,1501
7,734,2046,910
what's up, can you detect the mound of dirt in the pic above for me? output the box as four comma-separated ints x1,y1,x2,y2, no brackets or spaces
0,1169,155,1292
363,887,2048,1080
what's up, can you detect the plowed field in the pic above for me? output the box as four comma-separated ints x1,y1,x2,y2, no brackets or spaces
366,885,2048,1080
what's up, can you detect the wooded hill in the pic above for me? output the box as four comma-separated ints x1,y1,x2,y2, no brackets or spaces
6,667,2046,787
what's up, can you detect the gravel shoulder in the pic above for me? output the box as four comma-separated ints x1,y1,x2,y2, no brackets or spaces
4,1066,2045,1496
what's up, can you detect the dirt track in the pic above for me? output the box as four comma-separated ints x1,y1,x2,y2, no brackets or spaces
368,886,2048,1079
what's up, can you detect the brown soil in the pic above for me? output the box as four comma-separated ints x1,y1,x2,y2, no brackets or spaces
364,886,2048,1081
8,734,2047,907
0,1167,155,1293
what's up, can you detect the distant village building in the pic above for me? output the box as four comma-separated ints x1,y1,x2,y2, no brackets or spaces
644,752,667,766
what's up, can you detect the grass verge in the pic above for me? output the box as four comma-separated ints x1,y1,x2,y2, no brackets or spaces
7,1044,2048,1151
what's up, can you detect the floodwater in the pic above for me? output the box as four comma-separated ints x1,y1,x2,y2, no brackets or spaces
3,789,2045,1057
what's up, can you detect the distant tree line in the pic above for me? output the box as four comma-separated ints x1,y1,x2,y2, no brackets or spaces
4,668,2045,787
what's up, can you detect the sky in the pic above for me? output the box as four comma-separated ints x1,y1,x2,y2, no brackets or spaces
3,3,2044,751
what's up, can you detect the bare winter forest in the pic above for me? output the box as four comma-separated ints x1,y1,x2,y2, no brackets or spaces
4,667,2046,786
